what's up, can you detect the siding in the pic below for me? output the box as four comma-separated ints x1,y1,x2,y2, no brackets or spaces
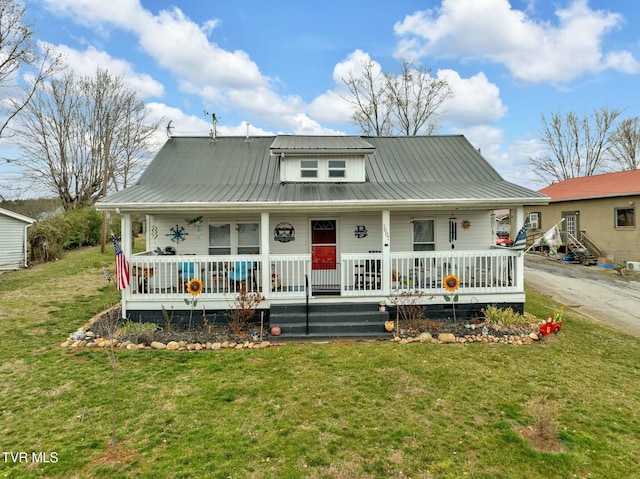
0,215,29,270
147,210,496,257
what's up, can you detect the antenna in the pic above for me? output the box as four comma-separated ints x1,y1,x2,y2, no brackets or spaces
166,120,174,137
204,111,218,141
245,122,251,142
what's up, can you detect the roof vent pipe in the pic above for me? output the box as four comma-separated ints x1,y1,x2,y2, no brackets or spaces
245,122,251,142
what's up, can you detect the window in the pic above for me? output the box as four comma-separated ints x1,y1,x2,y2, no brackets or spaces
300,160,318,178
208,222,260,255
237,223,260,254
209,223,231,255
615,207,635,227
328,160,346,178
528,212,540,230
413,220,435,251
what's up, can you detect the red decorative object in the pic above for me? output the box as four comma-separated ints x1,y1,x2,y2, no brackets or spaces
538,320,562,340
270,326,281,336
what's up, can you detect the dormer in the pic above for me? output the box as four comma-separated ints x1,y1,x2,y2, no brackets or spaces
270,135,375,183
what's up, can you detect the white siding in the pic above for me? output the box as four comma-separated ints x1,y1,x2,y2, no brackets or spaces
280,156,366,182
391,211,494,252
0,215,28,270
146,210,495,257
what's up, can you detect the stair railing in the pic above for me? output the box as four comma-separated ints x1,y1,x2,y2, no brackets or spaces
579,231,603,258
305,274,309,335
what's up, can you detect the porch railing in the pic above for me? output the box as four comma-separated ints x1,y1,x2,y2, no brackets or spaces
389,250,517,294
126,249,520,301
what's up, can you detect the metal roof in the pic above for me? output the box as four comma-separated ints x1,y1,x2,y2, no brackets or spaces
97,135,548,212
271,135,376,154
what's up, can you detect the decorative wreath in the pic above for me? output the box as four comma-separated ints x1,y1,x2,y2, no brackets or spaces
461,220,471,229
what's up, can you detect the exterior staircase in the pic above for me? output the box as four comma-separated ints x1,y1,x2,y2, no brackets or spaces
268,302,392,342
565,231,598,265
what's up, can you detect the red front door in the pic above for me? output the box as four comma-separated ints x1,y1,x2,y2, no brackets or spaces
311,220,336,270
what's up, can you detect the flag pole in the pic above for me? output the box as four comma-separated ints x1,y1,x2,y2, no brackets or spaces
524,218,565,253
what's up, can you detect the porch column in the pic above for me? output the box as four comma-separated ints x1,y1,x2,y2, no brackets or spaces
261,211,271,298
120,212,132,319
382,210,391,296
513,207,525,291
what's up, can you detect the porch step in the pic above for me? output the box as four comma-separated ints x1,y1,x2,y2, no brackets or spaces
269,303,392,342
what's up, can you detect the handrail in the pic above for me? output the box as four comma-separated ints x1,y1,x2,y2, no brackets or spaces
579,231,603,258
305,274,309,335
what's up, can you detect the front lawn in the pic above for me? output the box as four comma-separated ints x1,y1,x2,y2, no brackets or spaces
0,245,638,478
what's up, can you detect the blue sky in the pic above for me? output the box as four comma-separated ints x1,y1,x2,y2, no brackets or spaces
4,0,640,196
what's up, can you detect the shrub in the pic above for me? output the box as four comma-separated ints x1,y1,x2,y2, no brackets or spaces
28,206,104,263
482,304,532,329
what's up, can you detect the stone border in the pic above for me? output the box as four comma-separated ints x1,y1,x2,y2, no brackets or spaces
60,304,542,350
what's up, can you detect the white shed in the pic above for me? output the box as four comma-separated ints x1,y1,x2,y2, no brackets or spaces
0,207,35,271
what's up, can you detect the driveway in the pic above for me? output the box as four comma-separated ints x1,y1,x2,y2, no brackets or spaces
524,254,640,338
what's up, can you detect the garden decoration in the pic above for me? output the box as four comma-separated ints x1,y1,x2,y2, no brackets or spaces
184,278,203,330
166,224,188,243
186,216,203,238
443,274,460,323
538,306,563,340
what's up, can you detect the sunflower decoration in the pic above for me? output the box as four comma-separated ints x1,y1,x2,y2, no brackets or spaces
443,274,460,293
184,278,203,330
187,278,203,296
443,274,460,323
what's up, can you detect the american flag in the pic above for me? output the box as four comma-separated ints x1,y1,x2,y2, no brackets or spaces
112,236,130,291
510,222,528,250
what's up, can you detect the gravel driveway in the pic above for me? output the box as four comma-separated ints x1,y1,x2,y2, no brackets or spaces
524,254,640,338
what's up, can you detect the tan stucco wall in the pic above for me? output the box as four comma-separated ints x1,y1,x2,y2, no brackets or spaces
527,195,640,262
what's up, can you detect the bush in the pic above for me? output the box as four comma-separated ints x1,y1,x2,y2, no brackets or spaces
28,206,104,262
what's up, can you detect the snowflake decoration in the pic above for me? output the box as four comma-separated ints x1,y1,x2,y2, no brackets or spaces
166,224,188,243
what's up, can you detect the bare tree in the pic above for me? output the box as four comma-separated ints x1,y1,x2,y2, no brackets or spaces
342,57,453,136
341,58,392,136
0,0,62,139
385,59,453,136
529,107,622,185
608,117,640,171
14,68,160,208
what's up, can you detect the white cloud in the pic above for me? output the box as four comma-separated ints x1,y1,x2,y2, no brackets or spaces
51,44,165,98
393,0,640,84
438,69,506,127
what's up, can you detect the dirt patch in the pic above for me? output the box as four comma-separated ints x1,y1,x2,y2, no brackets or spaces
515,424,565,453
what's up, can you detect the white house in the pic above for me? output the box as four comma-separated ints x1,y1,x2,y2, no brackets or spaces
0,207,35,271
95,135,548,338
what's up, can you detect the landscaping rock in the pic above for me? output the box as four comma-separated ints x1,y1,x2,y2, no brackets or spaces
419,332,432,343
150,341,166,350
438,333,456,343
166,341,179,350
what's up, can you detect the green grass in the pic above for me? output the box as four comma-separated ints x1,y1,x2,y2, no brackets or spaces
1,246,639,478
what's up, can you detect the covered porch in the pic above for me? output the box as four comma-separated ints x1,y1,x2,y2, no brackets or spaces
122,248,523,314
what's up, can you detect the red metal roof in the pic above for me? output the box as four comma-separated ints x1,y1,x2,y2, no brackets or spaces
538,169,640,200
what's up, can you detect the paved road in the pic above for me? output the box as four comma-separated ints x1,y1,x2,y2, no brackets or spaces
524,255,640,338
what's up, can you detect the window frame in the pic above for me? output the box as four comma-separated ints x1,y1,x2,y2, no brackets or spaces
328,160,346,178
527,212,540,230
208,222,261,255
412,219,436,252
615,207,635,228
300,160,318,178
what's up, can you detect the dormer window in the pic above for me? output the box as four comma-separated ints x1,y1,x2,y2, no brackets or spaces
271,135,375,183
300,160,318,178
328,160,346,178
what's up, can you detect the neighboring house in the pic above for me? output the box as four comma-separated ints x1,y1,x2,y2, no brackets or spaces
529,169,640,263
0,207,35,271
95,135,548,335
